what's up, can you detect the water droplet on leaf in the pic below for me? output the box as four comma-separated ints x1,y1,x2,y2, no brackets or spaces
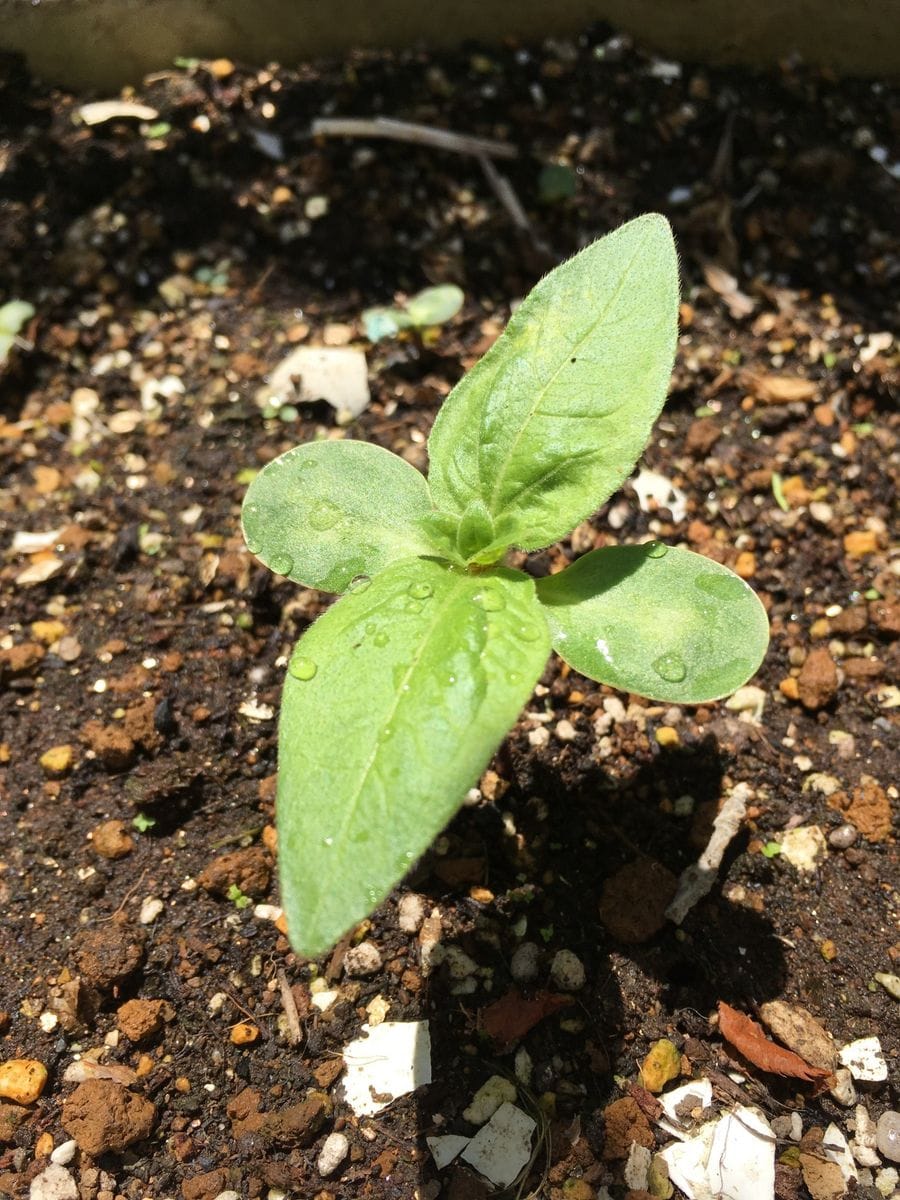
646,541,668,558
517,622,542,642
245,539,262,556
288,655,318,681
374,631,390,647
474,586,505,612
308,500,341,531
365,622,378,635
349,574,371,593
694,572,747,601
378,725,394,743
270,553,294,576
322,836,334,847
407,580,434,600
404,599,424,614
652,652,687,683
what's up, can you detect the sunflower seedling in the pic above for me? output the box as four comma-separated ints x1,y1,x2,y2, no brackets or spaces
242,214,769,956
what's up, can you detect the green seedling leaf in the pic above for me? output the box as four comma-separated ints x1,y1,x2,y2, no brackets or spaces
405,284,465,328
0,300,35,365
537,542,769,702
361,306,412,342
241,439,439,593
277,557,550,956
427,214,678,556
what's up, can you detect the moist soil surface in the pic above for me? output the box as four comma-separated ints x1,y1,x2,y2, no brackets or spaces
0,29,898,1200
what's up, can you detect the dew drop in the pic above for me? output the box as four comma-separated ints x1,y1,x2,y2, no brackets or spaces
374,631,390,647
407,580,434,600
646,540,668,558
245,538,262,556
517,622,541,642
378,725,394,743
448,675,456,685
508,670,521,685
695,572,748,602
322,836,334,847
288,655,318,681
404,598,424,614
365,622,378,635
474,586,506,612
652,652,687,683
308,500,341,531
348,574,371,593
270,553,294,576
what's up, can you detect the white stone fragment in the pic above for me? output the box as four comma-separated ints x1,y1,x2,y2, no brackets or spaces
851,1104,883,1168
461,1102,536,1187
427,1134,470,1169
29,1164,78,1199
624,1142,651,1190
875,1166,898,1197
829,1067,857,1107
657,1078,714,1138
632,468,688,522
317,1131,350,1177
342,1021,432,1116
660,1105,776,1200
49,1141,77,1166
11,529,62,554
257,346,370,419
211,1193,240,1200
779,825,827,873
550,949,585,991
822,1123,859,1187
78,100,159,125
398,893,426,932
310,989,339,1013
840,1037,888,1083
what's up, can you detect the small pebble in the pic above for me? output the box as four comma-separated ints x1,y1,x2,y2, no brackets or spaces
28,1163,77,1199
230,1022,259,1045
343,941,382,977
0,1058,48,1104
829,824,857,849
550,949,586,991
317,1131,350,1177
510,942,540,984
139,897,164,925
876,1111,900,1163
874,972,900,1001
50,1140,77,1165
463,1075,517,1125
39,745,75,778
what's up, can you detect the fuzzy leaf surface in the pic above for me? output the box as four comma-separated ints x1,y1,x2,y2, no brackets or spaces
241,439,437,593
537,543,769,702
277,557,550,956
427,214,679,554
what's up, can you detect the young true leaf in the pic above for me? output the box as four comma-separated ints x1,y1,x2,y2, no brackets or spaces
242,439,438,593
536,543,769,702
426,214,678,556
277,558,550,956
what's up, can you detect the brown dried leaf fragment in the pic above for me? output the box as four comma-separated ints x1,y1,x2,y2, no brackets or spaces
717,1002,833,1088
478,988,572,1045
